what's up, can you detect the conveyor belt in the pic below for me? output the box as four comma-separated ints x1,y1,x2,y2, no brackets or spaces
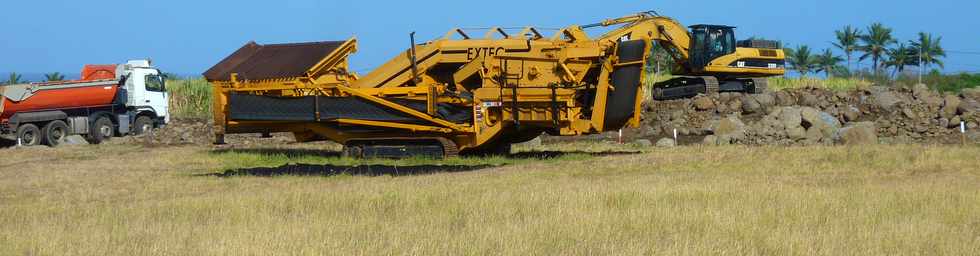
227,93,472,124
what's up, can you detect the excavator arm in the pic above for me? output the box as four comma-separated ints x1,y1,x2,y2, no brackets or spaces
588,13,692,61
569,12,785,100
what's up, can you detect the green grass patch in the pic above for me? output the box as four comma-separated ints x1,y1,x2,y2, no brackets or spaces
166,78,212,119
2,143,980,254
767,76,871,91
915,72,980,93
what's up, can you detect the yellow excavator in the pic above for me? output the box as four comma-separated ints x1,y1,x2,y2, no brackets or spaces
205,11,784,157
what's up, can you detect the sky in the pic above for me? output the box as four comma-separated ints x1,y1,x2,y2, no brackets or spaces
2,0,979,77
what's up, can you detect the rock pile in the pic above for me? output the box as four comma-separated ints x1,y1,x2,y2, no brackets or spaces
120,118,296,146
123,118,215,145
637,85,980,145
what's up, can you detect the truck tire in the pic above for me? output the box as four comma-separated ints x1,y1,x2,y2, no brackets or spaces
133,116,153,135
42,120,69,146
86,117,114,144
16,123,42,146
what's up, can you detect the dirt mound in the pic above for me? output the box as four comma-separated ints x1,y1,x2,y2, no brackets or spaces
116,118,214,146
634,86,980,145
118,118,294,146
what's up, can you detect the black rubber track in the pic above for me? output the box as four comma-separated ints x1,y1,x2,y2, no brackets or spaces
602,40,646,130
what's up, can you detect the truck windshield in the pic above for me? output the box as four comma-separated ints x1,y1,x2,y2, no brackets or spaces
145,74,166,92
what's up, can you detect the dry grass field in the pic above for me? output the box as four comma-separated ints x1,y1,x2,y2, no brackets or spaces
1,142,978,255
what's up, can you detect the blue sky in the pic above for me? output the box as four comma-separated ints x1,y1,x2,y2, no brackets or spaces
2,0,979,77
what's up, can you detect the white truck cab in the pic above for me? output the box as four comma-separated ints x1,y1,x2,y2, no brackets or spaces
119,60,170,126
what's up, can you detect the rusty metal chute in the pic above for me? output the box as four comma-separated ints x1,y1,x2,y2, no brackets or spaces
204,41,346,81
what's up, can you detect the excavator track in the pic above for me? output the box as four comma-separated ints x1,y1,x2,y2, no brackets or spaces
653,76,767,100
652,76,720,100
702,76,720,94
342,137,459,158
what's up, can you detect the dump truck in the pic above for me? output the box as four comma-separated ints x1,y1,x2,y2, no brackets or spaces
206,12,784,157
0,60,170,146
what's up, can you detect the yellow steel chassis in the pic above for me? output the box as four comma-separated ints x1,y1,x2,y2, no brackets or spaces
210,12,784,152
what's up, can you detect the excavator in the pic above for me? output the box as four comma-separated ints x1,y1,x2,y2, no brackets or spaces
205,11,784,157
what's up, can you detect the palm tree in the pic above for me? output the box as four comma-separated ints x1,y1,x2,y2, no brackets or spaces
832,25,862,72
909,32,946,71
6,72,23,85
814,49,844,78
884,43,916,78
858,23,897,76
45,72,65,82
785,45,817,77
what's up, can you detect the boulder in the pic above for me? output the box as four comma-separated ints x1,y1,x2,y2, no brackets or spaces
820,112,841,127
774,91,796,106
950,116,962,128
754,93,776,109
800,93,820,107
919,94,944,109
817,111,842,137
516,136,542,147
779,107,803,130
838,122,878,145
727,98,742,113
842,106,860,121
643,126,660,137
787,126,806,140
655,138,676,147
741,95,762,114
800,107,823,127
63,135,89,146
871,90,902,111
942,95,961,119
693,95,715,111
804,127,824,144
713,114,747,142
962,87,980,101
634,139,653,147
958,98,980,114
912,83,934,99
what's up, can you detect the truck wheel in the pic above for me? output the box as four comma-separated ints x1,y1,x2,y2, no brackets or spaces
16,123,41,146
86,117,114,144
133,116,153,135
42,120,69,146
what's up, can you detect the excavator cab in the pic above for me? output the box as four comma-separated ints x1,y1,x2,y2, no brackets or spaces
688,25,737,71
653,23,781,100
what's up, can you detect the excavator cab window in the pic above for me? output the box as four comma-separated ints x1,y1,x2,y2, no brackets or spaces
688,25,736,70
